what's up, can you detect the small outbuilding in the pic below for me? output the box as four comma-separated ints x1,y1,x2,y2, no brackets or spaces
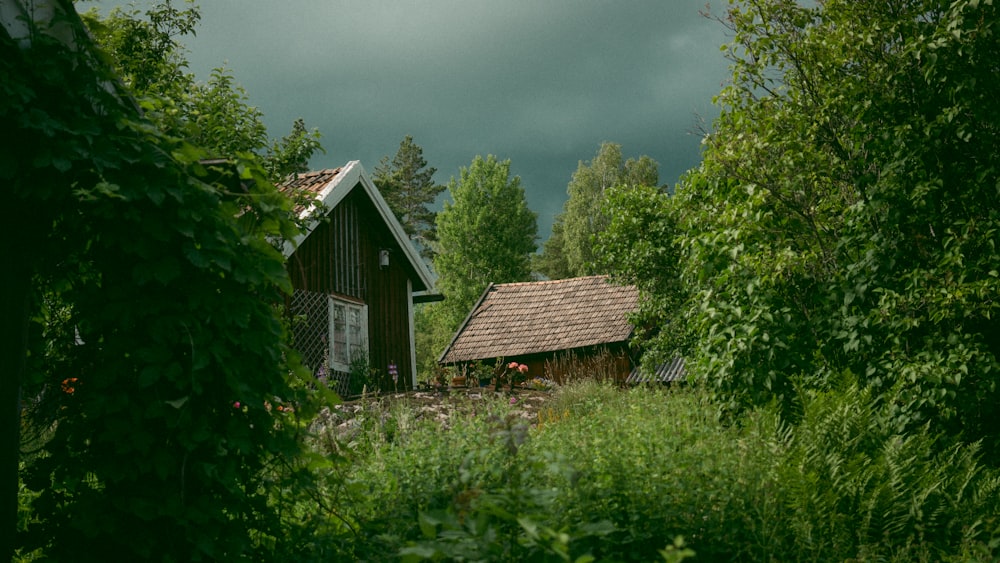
626,357,687,386
438,275,640,384
280,161,437,395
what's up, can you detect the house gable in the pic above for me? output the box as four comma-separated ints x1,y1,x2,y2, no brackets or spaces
280,161,434,293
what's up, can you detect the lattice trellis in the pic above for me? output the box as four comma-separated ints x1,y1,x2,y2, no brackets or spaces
289,288,350,397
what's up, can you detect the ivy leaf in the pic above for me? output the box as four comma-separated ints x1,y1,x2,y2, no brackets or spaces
164,396,189,409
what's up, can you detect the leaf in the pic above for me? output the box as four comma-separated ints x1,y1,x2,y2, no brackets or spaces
52,156,72,172
399,545,440,562
138,366,160,388
149,256,182,284
417,511,441,539
164,396,189,409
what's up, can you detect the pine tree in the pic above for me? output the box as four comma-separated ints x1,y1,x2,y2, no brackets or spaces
373,136,445,260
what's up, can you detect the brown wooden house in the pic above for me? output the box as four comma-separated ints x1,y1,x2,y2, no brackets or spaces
280,161,436,395
438,276,640,384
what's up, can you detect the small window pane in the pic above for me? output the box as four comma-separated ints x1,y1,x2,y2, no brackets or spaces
329,299,366,371
332,303,347,365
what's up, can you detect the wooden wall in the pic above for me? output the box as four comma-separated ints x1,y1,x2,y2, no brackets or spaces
287,185,418,391
452,343,634,387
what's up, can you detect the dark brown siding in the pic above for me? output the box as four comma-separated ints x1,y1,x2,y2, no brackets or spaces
288,184,417,391
451,344,634,387
288,191,364,300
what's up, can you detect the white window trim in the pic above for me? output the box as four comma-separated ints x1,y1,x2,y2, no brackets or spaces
328,296,368,373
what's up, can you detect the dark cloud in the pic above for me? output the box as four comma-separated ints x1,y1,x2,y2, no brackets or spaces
95,0,732,237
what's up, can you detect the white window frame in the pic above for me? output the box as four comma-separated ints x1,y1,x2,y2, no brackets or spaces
328,296,368,373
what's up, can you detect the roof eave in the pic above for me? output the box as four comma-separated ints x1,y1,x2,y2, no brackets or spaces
437,282,495,365
443,337,633,364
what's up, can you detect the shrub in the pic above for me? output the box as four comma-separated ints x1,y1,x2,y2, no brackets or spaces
306,381,1000,561
745,382,1000,561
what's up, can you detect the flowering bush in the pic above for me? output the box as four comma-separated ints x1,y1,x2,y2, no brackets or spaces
430,365,452,389
494,361,529,390
526,377,556,391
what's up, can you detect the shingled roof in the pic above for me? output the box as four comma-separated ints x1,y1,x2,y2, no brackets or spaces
277,167,344,217
439,275,639,364
280,167,343,192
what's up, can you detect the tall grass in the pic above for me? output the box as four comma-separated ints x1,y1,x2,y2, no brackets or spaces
299,381,999,561
543,348,628,385
528,382,756,560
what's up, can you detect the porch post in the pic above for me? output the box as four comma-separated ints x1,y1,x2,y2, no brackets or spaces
407,279,418,389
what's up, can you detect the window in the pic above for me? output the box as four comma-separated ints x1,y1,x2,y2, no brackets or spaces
328,297,367,372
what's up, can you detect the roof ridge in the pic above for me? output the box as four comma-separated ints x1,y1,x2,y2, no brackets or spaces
298,167,342,177
494,275,610,288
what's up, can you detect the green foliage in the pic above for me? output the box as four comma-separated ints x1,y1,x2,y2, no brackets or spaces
595,183,688,366
760,381,1000,561
532,219,573,280
82,1,323,183
659,536,696,563
347,347,376,397
187,65,269,155
265,117,324,183
4,6,323,560
427,155,537,353
413,303,440,382
14,466,41,562
537,142,658,279
639,0,1000,455
529,384,755,561
332,393,615,561
373,135,445,260
80,0,200,95
323,382,1000,561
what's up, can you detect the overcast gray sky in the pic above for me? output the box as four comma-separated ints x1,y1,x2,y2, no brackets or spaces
93,0,732,240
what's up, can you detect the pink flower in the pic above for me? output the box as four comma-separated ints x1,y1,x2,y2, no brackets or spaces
508,361,519,369
518,364,529,374
509,396,518,404
233,401,241,408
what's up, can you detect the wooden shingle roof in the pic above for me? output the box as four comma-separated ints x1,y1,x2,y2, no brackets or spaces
439,275,638,363
277,167,344,215
279,167,343,194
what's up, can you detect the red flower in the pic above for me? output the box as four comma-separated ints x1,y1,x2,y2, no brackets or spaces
61,378,79,394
